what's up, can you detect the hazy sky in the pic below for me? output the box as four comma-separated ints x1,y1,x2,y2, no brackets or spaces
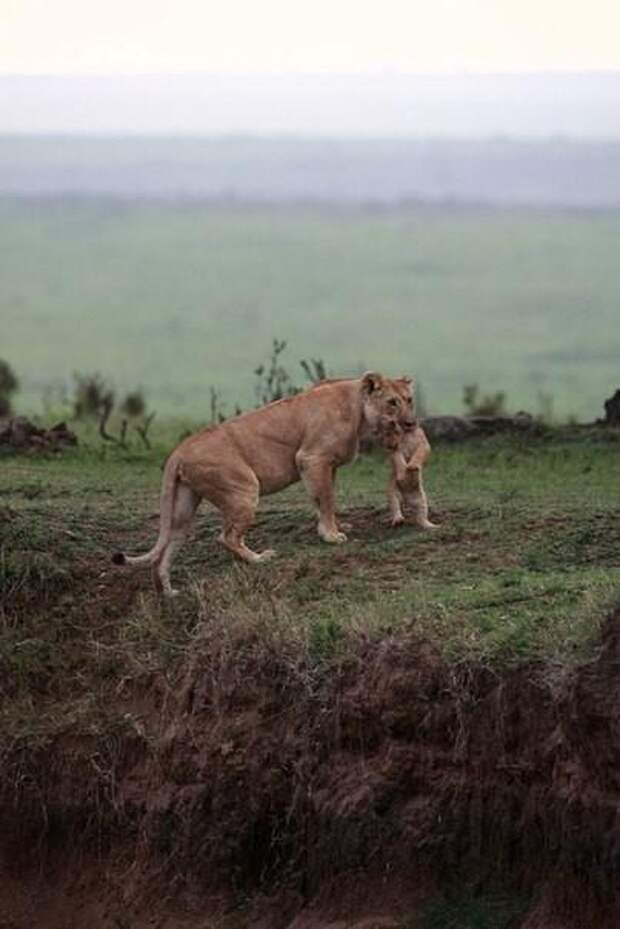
3,0,620,74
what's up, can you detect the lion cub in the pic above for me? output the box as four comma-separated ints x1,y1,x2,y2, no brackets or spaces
381,420,438,529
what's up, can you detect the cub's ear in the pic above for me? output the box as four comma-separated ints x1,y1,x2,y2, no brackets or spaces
399,375,414,386
362,371,384,394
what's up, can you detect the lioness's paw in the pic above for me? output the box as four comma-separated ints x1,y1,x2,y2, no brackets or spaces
256,549,276,562
391,514,406,527
320,529,348,544
418,520,439,530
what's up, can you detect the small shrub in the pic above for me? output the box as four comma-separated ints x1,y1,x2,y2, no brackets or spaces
72,372,114,419
463,383,506,417
254,340,329,406
300,357,327,384
254,339,298,405
120,390,146,418
72,373,155,447
209,385,227,424
0,359,19,416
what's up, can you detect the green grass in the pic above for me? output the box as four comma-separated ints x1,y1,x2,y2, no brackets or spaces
1,428,618,691
2,199,620,420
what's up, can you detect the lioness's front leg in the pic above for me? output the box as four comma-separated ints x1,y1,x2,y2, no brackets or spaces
296,453,346,543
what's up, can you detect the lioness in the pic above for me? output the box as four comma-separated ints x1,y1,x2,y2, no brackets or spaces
112,372,416,596
382,420,438,529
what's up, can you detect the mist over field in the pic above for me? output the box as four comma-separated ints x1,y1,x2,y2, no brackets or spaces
3,72,620,137
2,72,620,206
2,136,620,206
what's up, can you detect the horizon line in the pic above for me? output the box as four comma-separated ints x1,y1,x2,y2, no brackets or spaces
2,130,620,142
2,67,620,79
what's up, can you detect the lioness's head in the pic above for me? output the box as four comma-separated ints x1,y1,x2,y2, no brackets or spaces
361,371,416,436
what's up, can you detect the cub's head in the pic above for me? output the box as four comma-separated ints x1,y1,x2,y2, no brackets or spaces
380,418,404,451
361,371,417,436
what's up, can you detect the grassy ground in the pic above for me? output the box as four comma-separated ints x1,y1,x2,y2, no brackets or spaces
2,425,619,750
2,199,620,420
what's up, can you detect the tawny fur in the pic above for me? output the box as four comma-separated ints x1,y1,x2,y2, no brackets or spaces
383,423,438,529
112,372,416,596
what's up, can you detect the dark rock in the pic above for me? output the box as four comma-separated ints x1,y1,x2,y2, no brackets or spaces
603,389,620,425
0,416,78,452
422,412,540,442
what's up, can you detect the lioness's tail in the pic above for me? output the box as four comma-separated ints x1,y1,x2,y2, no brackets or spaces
111,454,179,568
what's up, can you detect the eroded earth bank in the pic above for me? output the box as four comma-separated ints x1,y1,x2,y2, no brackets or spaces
1,602,618,929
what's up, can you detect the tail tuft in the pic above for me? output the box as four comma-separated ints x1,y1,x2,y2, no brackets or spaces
111,552,126,566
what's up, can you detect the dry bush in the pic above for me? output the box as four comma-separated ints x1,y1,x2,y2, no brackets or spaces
463,383,507,416
0,359,19,416
72,372,114,419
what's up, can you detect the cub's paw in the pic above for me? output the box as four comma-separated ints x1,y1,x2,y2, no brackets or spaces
390,514,406,528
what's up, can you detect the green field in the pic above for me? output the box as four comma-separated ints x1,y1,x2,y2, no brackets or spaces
2,198,620,421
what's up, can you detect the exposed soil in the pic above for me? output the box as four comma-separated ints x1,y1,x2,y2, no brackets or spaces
0,417,77,452
0,575,618,929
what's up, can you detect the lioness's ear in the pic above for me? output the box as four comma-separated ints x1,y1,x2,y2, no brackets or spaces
362,371,383,394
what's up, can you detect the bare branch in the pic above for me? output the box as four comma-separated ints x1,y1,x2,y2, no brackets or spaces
134,412,156,449
99,396,128,449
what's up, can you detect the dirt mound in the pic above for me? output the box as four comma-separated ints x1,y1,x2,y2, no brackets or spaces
421,412,542,441
0,416,77,452
0,609,618,928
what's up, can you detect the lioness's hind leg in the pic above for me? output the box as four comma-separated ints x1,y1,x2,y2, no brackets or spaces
218,506,275,563
154,484,200,597
215,480,275,563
